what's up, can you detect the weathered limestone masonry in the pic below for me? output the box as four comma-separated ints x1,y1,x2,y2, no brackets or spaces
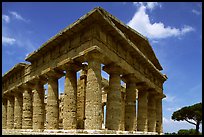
22,83,33,129
2,7,167,134
103,64,124,130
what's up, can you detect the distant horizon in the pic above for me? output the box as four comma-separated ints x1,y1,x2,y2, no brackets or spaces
2,2,202,133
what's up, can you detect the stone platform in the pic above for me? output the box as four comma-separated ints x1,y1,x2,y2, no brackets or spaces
2,129,159,135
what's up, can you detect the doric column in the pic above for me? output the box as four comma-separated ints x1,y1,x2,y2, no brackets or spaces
102,103,105,125
103,64,123,130
76,66,87,129
120,91,125,131
22,83,33,129
85,54,102,130
2,97,7,129
14,88,23,129
33,79,45,130
156,95,163,134
63,64,78,130
102,88,107,129
7,93,14,129
123,74,137,131
148,92,156,132
137,88,148,132
46,71,61,130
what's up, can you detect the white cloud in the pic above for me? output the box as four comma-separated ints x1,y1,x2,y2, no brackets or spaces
2,18,35,55
2,15,10,23
9,11,29,22
127,4,194,39
133,2,161,10
152,40,159,44
180,25,194,35
146,2,161,10
2,36,16,45
192,9,200,15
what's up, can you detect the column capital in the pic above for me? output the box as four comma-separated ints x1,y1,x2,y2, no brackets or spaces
21,82,35,90
102,64,123,75
136,82,149,91
30,75,47,85
9,87,20,95
45,68,65,79
121,73,140,83
64,62,83,72
2,91,10,99
13,86,24,94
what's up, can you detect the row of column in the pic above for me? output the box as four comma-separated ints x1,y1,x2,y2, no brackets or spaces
103,65,163,133
2,55,163,133
137,91,163,133
2,55,102,130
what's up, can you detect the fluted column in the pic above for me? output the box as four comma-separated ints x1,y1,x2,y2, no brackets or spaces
33,80,45,130
85,54,102,129
2,97,7,129
120,91,125,131
102,104,105,125
148,92,156,132
123,75,137,131
14,89,23,129
22,83,33,129
102,89,107,129
47,76,59,129
103,64,123,130
156,95,163,134
137,90,148,132
7,94,14,129
63,65,78,130
76,66,87,129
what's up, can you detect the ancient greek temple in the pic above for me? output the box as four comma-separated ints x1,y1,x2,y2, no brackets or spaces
2,7,167,135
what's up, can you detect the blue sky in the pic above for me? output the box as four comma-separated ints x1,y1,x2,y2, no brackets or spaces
2,2,202,133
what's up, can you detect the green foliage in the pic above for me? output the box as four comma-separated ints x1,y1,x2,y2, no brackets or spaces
165,129,202,135
178,129,202,135
172,103,202,122
171,102,202,134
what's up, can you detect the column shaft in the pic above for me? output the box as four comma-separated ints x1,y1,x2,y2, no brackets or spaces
7,95,14,129
125,82,136,131
102,104,104,125
63,70,77,129
148,94,156,132
120,91,125,131
85,60,102,129
76,69,87,129
106,73,122,130
22,89,33,129
137,91,148,132
47,77,59,129
33,82,45,130
2,98,7,129
156,97,163,134
14,92,23,129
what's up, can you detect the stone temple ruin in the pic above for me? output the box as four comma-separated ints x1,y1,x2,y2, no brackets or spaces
2,7,167,134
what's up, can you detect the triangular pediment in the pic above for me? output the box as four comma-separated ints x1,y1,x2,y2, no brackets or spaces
96,7,163,70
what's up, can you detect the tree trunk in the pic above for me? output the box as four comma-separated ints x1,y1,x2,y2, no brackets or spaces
195,122,200,135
